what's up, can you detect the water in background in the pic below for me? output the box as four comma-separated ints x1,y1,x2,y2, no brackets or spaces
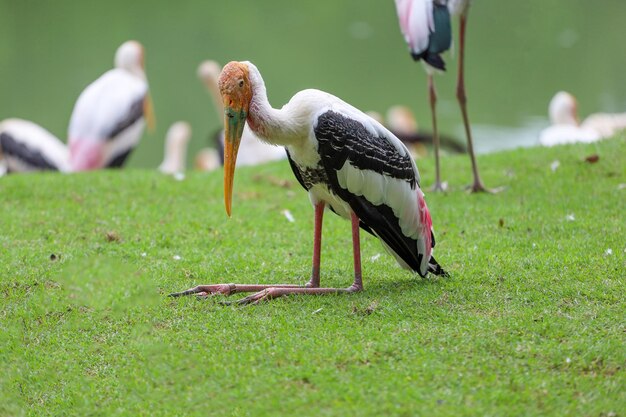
1,0,625,166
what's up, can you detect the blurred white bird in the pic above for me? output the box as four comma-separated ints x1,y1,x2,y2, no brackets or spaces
581,113,626,139
194,147,222,172
386,105,420,138
379,105,464,157
159,121,192,175
0,118,70,174
68,40,155,170
196,60,286,170
538,91,625,146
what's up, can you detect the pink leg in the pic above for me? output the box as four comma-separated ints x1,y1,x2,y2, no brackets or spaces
456,11,491,193
168,209,364,304
428,73,446,192
349,211,363,291
232,211,363,304
306,202,325,288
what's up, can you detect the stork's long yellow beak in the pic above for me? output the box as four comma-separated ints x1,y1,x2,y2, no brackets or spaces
223,100,247,217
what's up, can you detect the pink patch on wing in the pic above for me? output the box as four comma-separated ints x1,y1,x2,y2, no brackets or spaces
396,0,414,49
69,140,104,171
417,191,433,258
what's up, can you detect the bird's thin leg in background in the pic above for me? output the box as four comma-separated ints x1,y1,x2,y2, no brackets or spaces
306,202,325,288
456,11,488,193
428,73,445,192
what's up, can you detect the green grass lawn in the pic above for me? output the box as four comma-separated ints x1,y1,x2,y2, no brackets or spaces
1,138,624,416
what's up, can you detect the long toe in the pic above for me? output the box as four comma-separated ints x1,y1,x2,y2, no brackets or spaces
168,284,235,298
168,287,203,297
235,289,272,305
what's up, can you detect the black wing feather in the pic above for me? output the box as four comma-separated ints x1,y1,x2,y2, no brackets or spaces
0,132,59,171
286,147,377,236
314,110,429,275
106,95,145,140
285,149,308,191
106,148,133,168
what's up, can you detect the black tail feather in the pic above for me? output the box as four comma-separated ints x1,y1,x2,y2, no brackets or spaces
427,256,448,278
411,51,447,71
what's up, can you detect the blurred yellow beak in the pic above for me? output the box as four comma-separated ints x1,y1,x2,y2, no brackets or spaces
143,93,156,133
223,99,247,217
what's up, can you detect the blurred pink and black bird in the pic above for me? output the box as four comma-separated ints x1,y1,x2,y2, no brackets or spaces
68,40,155,171
394,0,490,192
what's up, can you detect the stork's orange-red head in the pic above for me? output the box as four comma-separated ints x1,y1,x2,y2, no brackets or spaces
219,61,253,217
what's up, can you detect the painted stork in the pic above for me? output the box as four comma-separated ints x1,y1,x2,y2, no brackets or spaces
169,61,447,304
159,121,192,175
197,60,286,167
539,91,626,146
0,118,70,174
394,0,490,192
68,40,155,171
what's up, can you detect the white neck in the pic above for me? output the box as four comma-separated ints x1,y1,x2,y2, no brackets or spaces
245,63,301,146
549,92,579,126
160,126,189,173
114,42,147,80
127,66,147,80
165,144,185,172
198,61,224,119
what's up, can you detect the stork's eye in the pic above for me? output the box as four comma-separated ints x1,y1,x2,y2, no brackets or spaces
238,80,244,88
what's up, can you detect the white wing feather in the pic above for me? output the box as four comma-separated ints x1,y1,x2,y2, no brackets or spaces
68,69,147,142
0,118,69,171
395,0,434,55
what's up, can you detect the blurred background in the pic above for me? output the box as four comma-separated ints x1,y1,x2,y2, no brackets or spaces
1,0,625,168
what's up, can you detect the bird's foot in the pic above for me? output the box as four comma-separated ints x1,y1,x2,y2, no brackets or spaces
429,181,449,193
346,283,363,293
168,283,307,301
227,286,362,305
169,284,363,305
305,279,319,288
466,180,505,194
168,284,236,298
228,288,285,305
